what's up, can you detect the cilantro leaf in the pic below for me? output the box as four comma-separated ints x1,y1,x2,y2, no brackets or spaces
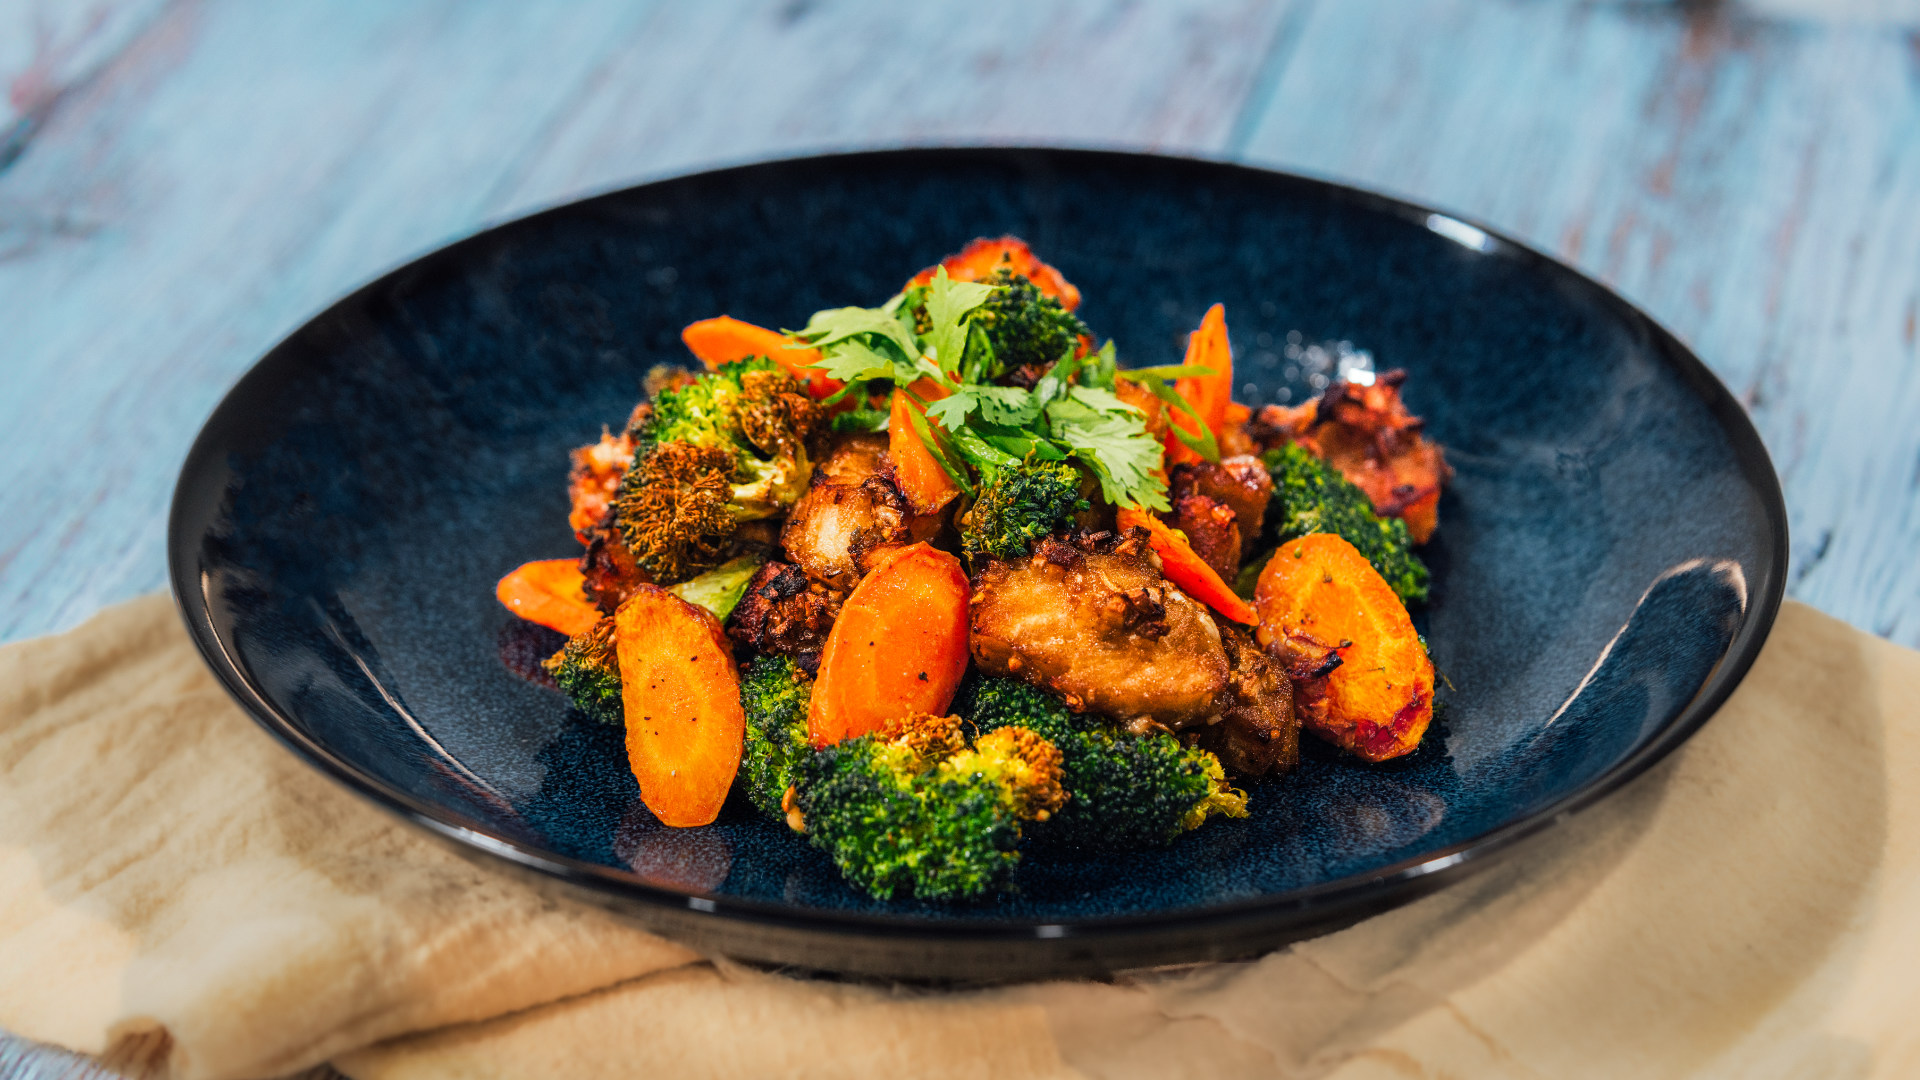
793,303,919,360
926,384,1037,434
1045,397,1169,511
1065,384,1132,414
921,267,997,378
811,337,912,385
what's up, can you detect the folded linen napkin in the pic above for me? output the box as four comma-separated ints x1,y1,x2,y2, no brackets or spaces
3,594,1917,1078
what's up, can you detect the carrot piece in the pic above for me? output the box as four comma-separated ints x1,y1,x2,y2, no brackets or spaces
905,236,1083,311
495,559,601,637
1117,509,1257,625
888,378,962,516
1165,304,1234,467
680,315,840,400
614,585,746,826
1253,534,1434,762
807,543,971,748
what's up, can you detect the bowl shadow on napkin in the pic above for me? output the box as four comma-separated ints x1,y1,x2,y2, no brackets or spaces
1138,597,1888,1077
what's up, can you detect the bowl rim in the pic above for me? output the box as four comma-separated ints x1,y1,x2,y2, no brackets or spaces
167,146,1789,958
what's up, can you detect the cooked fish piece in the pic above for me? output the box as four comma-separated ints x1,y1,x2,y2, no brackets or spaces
969,530,1228,729
1170,455,1273,559
1195,624,1299,777
1166,493,1241,581
812,431,889,484
779,434,912,587
579,519,649,614
725,561,844,673
1246,373,1451,542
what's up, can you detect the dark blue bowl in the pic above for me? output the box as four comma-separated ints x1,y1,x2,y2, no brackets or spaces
169,149,1785,979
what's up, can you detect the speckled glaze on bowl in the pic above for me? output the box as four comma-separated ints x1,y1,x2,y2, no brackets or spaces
169,149,1786,979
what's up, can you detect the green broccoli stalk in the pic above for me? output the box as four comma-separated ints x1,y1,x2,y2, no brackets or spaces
793,713,1067,902
667,554,764,621
633,358,822,521
967,267,1090,382
958,676,1247,850
542,616,623,726
960,459,1089,564
738,655,814,821
1263,442,1430,603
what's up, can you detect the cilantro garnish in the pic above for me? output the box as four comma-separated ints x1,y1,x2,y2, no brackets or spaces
797,271,1213,511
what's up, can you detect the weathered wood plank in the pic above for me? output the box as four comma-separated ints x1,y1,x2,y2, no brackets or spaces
0,0,166,148
1238,0,1920,644
486,0,1299,213
0,0,1298,646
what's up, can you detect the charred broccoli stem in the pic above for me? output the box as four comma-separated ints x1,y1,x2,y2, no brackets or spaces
1263,442,1430,604
958,676,1247,850
542,617,623,726
739,655,814,821
961,460,1089,564
793,713,1066,902
970,267,1090,380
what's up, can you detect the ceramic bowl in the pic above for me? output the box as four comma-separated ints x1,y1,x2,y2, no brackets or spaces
169,149,1786,978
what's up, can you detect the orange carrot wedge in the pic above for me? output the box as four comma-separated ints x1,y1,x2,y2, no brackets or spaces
1117,508,1257,625
808,543,971,748
1253,534,1433,762
888,378,962,516
614,585,746,827
1166,304,1235,466
680,315,841,400
496,559,601,637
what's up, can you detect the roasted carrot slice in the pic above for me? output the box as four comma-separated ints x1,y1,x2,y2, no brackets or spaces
496,559,601,637
1117,508,1257,625
888,378,962,516
680,315,840,400
1253,534,1433,762
614,585,746,827
1166,304,1234,467
905,236,1082,311
808,543,971,748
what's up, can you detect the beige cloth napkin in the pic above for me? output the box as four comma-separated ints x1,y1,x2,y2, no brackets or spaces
3,594,1917,1078
0,595,699,1080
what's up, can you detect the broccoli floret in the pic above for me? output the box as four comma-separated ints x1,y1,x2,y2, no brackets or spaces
635,359,822,520
961,460,1089,564
613,440,739,585
739,655,814,820
542,616,623,726
794,713,1067,902
1263,442,1430,604
971,267,1090,379
958,677,1248,850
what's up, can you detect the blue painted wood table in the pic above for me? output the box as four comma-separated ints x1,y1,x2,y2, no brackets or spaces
3,1,1917,1075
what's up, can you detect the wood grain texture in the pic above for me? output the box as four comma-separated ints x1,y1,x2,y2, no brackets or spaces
1,0,1917,1074
1236,0,1920,643
0,0,1298,647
